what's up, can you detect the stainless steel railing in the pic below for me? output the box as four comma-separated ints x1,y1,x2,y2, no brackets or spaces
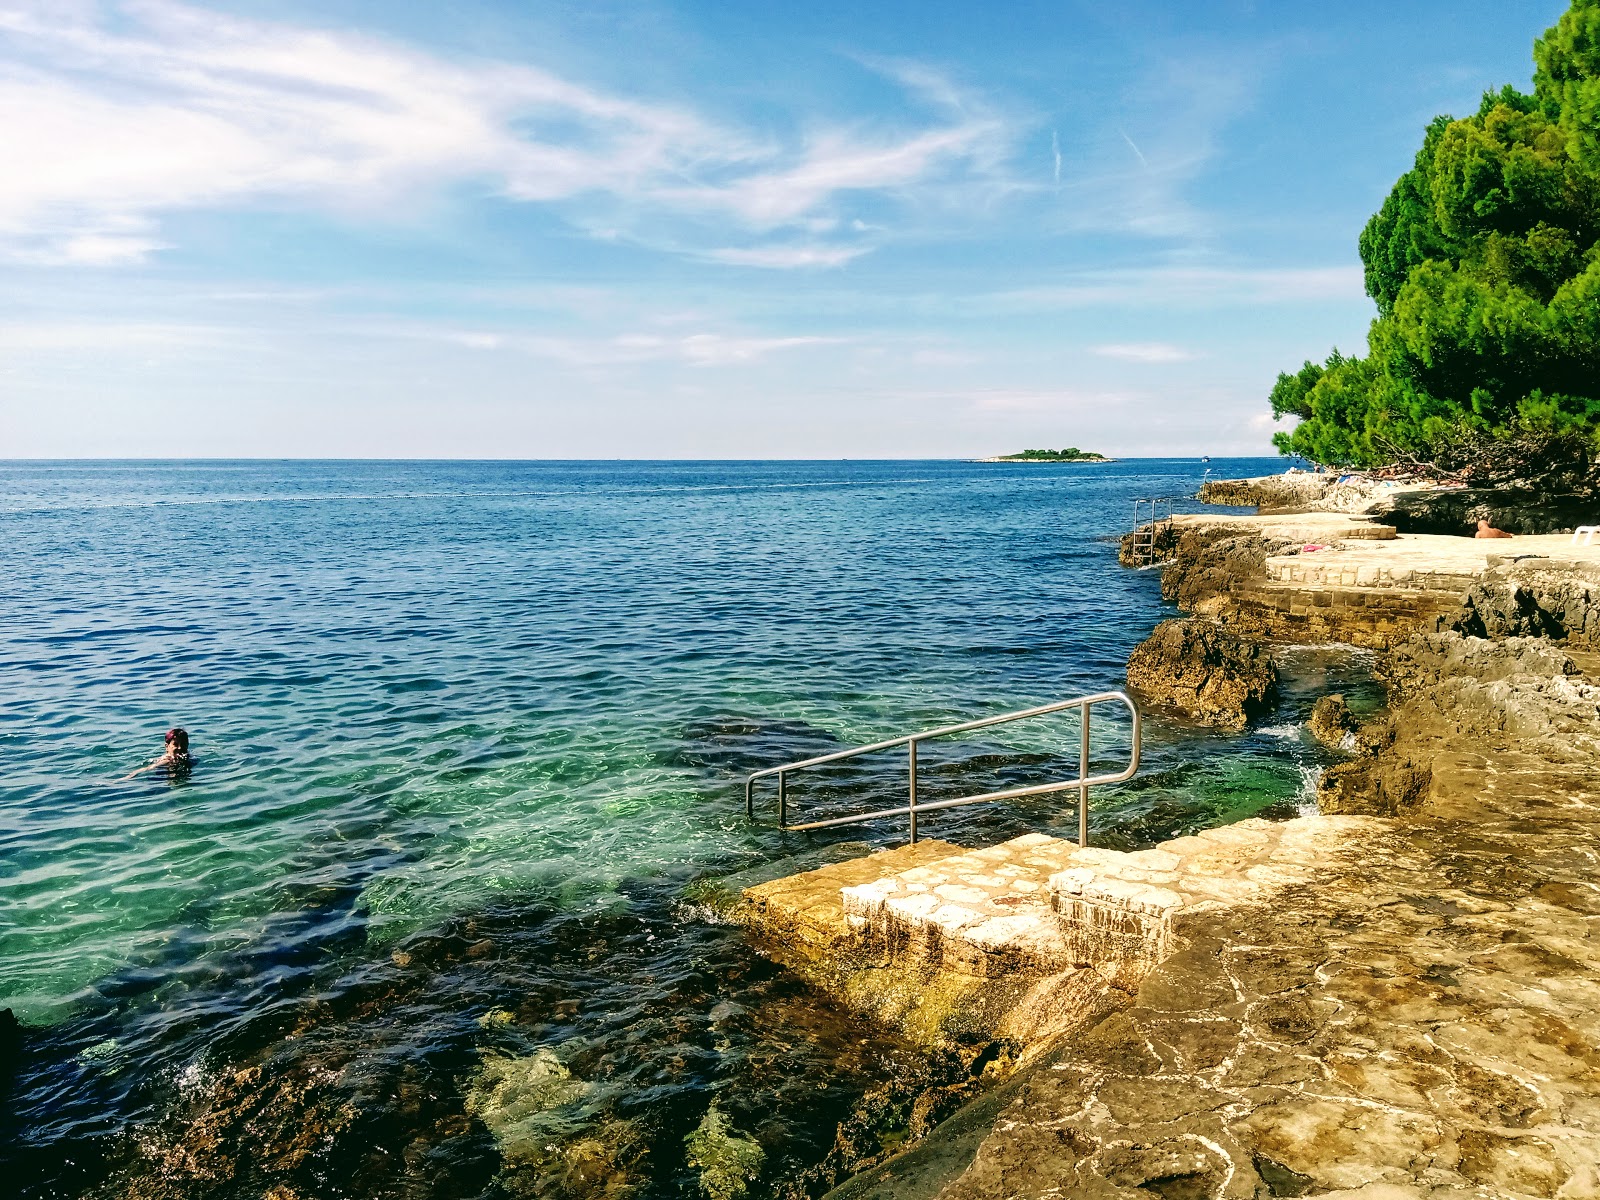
1132,497,1174,527
744,691,1140,847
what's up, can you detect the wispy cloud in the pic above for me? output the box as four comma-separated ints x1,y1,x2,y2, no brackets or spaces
991,265,1365,310
963,388,1141,413
409,325,844,368
703,245,870,269
1118,129,1149,169
0,1,1016,268
1093,342,1195,362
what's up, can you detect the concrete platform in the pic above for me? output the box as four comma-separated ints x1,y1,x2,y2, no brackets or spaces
1265,532,1600,592
738,839,967,957
735,817,1375,1037
840,833,1083,978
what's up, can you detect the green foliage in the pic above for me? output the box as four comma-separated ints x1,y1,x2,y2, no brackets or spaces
1000,447,1106,460
1277,0,1600,476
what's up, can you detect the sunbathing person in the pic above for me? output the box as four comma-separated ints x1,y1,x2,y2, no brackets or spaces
1474,519,1514,539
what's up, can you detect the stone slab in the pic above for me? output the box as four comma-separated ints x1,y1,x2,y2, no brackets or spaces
738,839,967,955
840,833,1085,978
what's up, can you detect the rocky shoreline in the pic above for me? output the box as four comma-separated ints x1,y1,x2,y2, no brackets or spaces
790,478,1600,1197
18,476,1600,1199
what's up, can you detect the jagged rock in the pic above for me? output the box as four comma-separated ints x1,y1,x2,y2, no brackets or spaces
1445,570,1600,645
1318,631,1598,817
1317,754,1432,816
1385,632,1577,693
1307,695,1357,749
1385,485,1600,535
1125,618,1277,730
1197,475,1335,512
1452,581,1566,640
1159,532,1295,612
1117,521,1181,567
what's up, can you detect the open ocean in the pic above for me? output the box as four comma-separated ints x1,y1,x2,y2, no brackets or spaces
0,459,1376,1198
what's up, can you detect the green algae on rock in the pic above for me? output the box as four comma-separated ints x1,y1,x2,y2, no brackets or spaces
684,1105,764,1200
466,1046,594,1147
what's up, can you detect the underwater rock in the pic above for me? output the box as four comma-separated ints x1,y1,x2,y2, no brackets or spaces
466,1047,592,1150
684,1104,764,1200
1307,694,1357,749
1126,617,1278,730
492,1120,644,1200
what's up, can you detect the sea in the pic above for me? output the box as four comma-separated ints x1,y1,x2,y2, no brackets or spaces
0,459,1378,1198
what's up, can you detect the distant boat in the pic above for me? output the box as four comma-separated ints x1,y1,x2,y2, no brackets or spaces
1201,455,1210,462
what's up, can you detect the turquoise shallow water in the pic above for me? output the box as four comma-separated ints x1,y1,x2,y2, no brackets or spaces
0,459,1376,1197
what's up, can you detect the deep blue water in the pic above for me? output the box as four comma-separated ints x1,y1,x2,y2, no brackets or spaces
0,459,1373,1198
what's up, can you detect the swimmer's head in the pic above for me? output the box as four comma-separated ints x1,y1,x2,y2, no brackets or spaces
166,727,189,753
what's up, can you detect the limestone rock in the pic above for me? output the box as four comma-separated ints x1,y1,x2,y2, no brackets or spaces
1307,694,1357,749
1445,567,1600,645
1159,531,1294,612
1125,618,1278,730
1317,755,1431,816
1384,631,1577,693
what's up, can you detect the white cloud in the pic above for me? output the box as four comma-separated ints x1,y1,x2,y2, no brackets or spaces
1248,411,1294,432
1093,342,1196,363
403,324,843,367
992,266,1365,310
0,1,1015,267
0,319,227,350
705,245,870,269
963,388,1140,413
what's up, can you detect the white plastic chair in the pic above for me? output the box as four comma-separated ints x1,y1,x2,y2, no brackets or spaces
1572,526,1599,545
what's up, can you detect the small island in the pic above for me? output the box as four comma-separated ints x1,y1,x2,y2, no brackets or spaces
976,447,1115,463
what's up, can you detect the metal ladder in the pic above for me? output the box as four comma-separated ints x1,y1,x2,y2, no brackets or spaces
745,691,1141,847
1127,497,1175,566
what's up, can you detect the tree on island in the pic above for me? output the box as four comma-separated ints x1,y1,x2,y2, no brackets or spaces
999,448,1108,461
1268,0,1600,485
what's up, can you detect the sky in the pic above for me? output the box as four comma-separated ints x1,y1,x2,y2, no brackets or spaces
0,0,1573,459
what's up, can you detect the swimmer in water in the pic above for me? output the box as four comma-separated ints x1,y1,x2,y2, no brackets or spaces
123,727,192,779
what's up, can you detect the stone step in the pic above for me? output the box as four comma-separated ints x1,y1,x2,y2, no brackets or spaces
737,839,968,956
832,819,1359,984
1047,817,1353,966
840,833,1083,978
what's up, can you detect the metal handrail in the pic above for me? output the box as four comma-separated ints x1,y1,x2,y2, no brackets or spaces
1132,497,1174,527
744,691,1140,847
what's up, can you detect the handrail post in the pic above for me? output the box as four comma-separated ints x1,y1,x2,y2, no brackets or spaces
908,738,919,844
1078,702,1091,847
778,771,787,832
746,777,755,820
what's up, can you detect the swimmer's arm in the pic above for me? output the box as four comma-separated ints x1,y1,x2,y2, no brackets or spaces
119,752,173,780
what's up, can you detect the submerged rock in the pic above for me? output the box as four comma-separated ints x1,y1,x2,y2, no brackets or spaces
684,1104,764,1200
466,1047,593,1149
1307,694,1357,749
1125,618,1278,730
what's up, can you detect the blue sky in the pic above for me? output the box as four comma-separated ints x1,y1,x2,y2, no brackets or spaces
0,0,1569,458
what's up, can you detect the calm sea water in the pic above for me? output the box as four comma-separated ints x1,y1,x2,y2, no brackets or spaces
0,459,1374,1198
